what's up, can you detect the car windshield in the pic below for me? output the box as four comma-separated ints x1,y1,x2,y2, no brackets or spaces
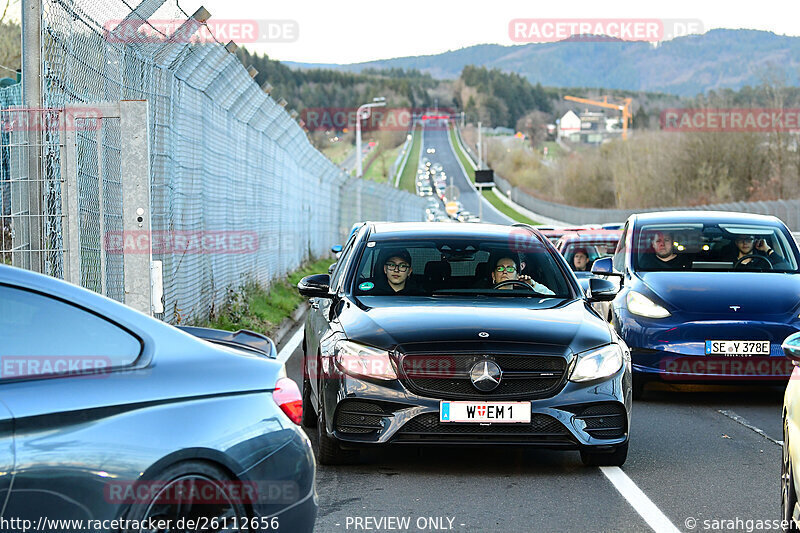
352,237,572,298
634,223,799,272
561,236,620,269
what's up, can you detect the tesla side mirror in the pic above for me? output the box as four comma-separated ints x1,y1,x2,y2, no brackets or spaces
587,277,619,302
331,244,343,254
298,274,332,298
782,332,800,362
591,257,622,277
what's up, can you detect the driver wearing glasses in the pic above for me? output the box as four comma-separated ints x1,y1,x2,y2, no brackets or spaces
381,249,419,294
491,257,554,295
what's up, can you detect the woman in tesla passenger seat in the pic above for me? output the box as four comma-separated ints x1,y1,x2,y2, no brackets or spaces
491,257,554,295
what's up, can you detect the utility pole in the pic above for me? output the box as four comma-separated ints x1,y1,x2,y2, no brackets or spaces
477,121,482,170
355,97,386,178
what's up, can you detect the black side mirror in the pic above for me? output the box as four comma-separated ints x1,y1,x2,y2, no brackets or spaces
298,274,332,298
587,277,619,302
783,332,800,362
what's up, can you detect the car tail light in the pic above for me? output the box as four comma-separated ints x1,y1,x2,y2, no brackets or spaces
273,377,303,425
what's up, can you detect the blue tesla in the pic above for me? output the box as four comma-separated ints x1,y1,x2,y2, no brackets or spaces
592,211,800,397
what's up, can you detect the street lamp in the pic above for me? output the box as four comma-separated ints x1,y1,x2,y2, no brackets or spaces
356,97,386,178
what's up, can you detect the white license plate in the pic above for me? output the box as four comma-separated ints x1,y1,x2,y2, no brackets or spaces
439,401,531,423
705,340,770,356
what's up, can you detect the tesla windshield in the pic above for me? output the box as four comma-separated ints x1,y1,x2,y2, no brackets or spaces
633,223,799,272
352,237,572,298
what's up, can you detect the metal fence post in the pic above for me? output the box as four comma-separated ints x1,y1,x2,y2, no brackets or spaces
120,100,153,315
21,0,43,272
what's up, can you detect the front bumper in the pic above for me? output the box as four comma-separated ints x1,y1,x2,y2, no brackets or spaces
320,363,631,450
617,312,797,381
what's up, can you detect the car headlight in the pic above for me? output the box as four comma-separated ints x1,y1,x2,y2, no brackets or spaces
334,340,397,380
570,344,624,382
626,290,671,318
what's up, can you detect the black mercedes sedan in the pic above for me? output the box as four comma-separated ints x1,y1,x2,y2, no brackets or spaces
298,222,632,466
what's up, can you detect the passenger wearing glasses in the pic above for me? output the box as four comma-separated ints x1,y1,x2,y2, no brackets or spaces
491,256,554,295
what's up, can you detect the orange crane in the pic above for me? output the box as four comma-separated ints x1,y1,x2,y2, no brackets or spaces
564,95,633,140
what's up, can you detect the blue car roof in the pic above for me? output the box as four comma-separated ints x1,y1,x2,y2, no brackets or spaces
631,211,784,227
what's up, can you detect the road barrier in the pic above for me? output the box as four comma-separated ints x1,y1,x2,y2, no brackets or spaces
454,125,800,230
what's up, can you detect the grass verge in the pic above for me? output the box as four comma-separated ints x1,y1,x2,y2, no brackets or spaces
449,125,475,183
363,143,402,183
397,126,421,193
481,190,540,225
197,257,333,337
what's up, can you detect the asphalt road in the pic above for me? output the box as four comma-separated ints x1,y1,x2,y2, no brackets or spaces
282,326,785,533
420,122,512,226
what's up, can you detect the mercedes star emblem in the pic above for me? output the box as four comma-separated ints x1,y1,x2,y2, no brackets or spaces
469,360,502,392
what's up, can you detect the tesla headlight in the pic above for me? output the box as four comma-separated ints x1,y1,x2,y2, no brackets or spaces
334,340,397,380
570,344,624,382
626,290,670,318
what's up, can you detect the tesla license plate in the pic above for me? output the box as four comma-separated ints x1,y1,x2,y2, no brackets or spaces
439,401,531,423
705,340,770,356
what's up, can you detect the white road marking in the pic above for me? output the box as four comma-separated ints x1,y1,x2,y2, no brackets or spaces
718,409,782,446
277,326,304,364
600,466,681,533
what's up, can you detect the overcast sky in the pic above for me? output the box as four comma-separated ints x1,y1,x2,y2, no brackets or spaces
182,0,800,64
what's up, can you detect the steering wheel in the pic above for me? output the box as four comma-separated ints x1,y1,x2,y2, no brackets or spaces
492,280,537,291
733,254,772,270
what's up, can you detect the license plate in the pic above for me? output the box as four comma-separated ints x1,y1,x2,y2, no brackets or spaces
705,340,770,356
439,401,531,423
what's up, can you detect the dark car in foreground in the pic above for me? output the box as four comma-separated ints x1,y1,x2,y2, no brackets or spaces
299,222,631,467
592,211,800,397
0,264,316,531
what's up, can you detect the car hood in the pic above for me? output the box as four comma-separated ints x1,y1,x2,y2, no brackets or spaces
340,296,612,355
638,272,800,316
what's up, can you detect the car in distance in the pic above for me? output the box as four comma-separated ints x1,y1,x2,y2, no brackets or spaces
0,264,316,531
592,211,799,397
298,222,631,467
555,229,622,276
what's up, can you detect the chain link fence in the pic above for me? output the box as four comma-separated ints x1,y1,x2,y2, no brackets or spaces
1,0,425,323
454,125,800,231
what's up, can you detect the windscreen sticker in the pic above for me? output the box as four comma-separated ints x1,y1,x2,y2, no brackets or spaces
359,282,374,291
